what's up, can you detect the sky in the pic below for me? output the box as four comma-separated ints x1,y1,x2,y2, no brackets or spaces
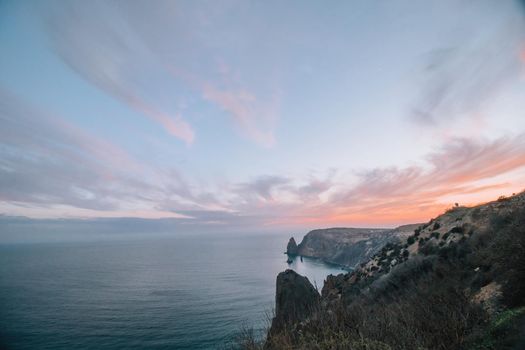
1,0,525,233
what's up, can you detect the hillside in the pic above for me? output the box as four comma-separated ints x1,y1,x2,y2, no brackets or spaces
240,192,525,350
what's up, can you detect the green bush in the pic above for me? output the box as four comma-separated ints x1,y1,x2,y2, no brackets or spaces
466,307,525,350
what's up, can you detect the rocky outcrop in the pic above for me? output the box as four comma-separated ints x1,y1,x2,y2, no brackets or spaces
270,269,320,332
286,237,298,255
289,226,419,268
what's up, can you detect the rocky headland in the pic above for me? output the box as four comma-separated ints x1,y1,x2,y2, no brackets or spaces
286,225,419,269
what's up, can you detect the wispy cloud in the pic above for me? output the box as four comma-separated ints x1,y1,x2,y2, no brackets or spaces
201,83,278,147
45,1,195,144
236,175,291,202
42,0,279,147
209,136,525,228
0,90,148,210
2,88,524,227
411,1,525,125
166,61,280,147
321,135,525,225
0,90,209,216
118,94,194,144
3,0,525,231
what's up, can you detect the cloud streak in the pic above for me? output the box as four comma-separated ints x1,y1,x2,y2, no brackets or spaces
201,83,278,147
45,1,195,144
321,135,525,225
0,90,211,217
411,1,525,126
42,0,279,147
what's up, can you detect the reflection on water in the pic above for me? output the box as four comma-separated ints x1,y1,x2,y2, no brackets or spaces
285,255,347,289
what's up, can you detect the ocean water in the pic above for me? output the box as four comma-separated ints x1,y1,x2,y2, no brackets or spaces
0,232,342,349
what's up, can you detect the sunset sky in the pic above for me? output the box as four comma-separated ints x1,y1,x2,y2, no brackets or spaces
1,0,525,231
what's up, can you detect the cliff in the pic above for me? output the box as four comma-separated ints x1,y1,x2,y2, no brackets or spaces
288,225,419,268
270,270,320,332
263,192,525,350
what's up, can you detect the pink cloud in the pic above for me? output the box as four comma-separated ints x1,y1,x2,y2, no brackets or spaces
233,135,525,228
45,2,195,145
125,95,194,145
201,83,276,147
318,135,525,225
0,91,200,215
166,63,278,147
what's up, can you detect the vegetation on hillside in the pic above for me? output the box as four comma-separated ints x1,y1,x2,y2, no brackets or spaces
232,193,525,350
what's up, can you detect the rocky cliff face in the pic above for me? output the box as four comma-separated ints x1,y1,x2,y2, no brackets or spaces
290,225,419,268
270,269,320,332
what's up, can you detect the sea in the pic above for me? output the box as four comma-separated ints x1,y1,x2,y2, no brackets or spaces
0,232,343,349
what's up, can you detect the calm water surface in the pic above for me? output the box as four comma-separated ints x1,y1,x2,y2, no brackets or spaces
0,233,342,349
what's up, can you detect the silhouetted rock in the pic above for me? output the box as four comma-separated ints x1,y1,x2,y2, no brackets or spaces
271,269,320,332
286,237,298,255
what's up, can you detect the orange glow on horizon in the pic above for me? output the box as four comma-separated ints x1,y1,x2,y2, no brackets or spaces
269,186,525,229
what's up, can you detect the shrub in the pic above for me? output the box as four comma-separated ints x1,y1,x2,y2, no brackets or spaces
420,242,439,256
449,226,464,234
348,339,392,350
466,307,525,350
407,236,416,245
470,271,492,290
488,213,512,232
471,208,482,220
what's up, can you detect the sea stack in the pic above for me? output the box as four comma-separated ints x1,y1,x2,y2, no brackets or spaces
286,237,299,255
270,269,320,332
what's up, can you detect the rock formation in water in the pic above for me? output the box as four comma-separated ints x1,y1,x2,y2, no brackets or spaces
286,237,298,255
